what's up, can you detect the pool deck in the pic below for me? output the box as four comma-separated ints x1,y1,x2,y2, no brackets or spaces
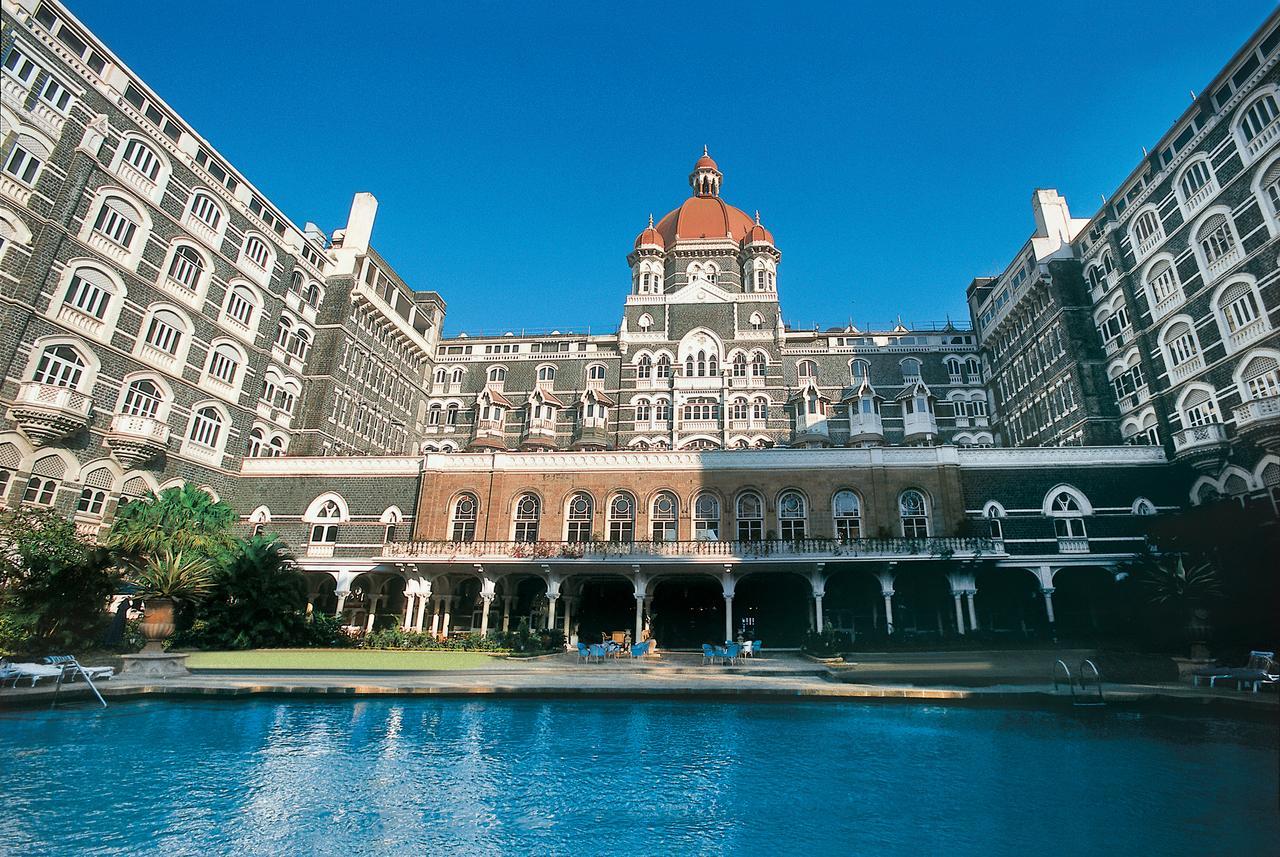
3,651,1276,715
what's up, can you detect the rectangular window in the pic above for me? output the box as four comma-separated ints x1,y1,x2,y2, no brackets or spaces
3,145,42,186
2,48,38,85
39,77,71,112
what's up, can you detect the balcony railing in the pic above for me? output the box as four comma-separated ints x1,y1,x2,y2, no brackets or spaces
1227,316,1268,351
108,413,169,442
14,381,91,415
1172,422,1228,453
1234,395,1280,428
1183,179,1217,213
902,411,937,439
380,536,1001,562
1246,119,1280,159
1204,246,1244,280
1057,537,1090,554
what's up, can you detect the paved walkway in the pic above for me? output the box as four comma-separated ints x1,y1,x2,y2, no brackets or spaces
3,650,1275,714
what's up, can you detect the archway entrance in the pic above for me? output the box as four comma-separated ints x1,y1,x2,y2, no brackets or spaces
512,577,548,631
975,568,1043,638
891,567,957,637
735,572,811,646
651,577,722,649
1053,567,1121,639
310,575,337,616
575,577,635,644
824,569,886,642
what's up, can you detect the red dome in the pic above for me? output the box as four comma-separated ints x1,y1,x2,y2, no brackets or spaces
694,151,719,172
634,223,665,250
742,219,774,246
654,196,755,243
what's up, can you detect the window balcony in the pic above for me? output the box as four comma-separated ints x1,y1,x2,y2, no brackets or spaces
1204,246,1244,281
846,412,884,444
23,99,66,141
726,375,766,389
902,410,938,444
1056,537,1090,554
680,419,720,433
1226,317,1269,352
182,212,221,248
0,173,34,206
8,381,92,445
105,413,170,467
790,413,830,446
1183,179,1218,214
1135,231,1163,257
520,419,558,451
1150,290,1183,322
469,419,508,451
306,543,336,559
380,536,1003,563
1169,354,1206,383
85,230,132,266
1172,422,1229,471
117,160,159,201
1234,395,1280,453
1118,388,1150,412
55,303,107,340
1246,118,1280,159
570,422,611,451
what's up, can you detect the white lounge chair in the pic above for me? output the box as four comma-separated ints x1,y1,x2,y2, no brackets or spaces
8,662,64,687
42,656,114,682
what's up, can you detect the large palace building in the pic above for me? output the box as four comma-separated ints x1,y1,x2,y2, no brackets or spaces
1,0,1276,647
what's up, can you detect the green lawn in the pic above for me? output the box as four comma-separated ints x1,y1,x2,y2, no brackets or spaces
182,649,509,671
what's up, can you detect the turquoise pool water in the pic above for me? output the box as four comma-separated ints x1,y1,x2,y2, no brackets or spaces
3,699,1276,856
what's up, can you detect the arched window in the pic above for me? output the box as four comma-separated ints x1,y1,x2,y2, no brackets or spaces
851,359,870,383
1131,209,1162,255
537,365,556,383
608,493,635,542
749,311,764,331
833,490,861,541
1162,320,1201,376
638,313,653,332
446,403,460,426
736,491,764,541
77,486,108,517
142,308,185,356
1238,92,1280,159
513,493,540,542
1178,158,1216,211
901,358,922,383
965,357,980,381
636,355,652,381
899,490,929,538
797,360,818,380
634,398,652,422
650,491,678,541
694,493,720,540
288,327,312,360
730,398,748,421
566,492,594,542
164,245,204,292
752,397,768,421
275,316,293,349
33,344,85,388
303,282,322,308
188,406,224,450
1145,259,1181,316
120,378,164,419
3,134,48,186
752,353,767,378
450,367,464,385
1216,280,1267,348
23,476,57,507
778,491,807,540
945,357,962,380
92,197,141,249
243,235,271,271
984,503,1005,540
1196,212,1239,278
310,499,341,544
1047,490,1087,540
450,493,478,542
246,427,267,458
206,342,241,386
1262,158,1280,221
63,267,114,320
732,353,748,378
587,364,606,382
1240,353,1280,400
224,285,257,328
656,354,672,378
188,191,223,232
120,138,161,181
1132,498,1156,516
1180,387,1220,428
488,366,507,384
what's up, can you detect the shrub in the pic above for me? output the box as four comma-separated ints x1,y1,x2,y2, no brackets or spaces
802,627,851,657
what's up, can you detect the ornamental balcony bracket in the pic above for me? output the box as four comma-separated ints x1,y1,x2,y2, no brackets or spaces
105,414,171,468
1171,422,1230,472
8,381,92,447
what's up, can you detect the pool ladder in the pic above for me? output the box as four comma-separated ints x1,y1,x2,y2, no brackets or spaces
1053,658,1105,707
49,657,107,709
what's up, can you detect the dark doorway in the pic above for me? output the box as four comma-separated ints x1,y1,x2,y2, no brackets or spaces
975,568,1043,637
735,573,811,647
513,577,548,630
576,578,635,644
1053,567,1120,639
825,570,885,641
892,568,956,637
651,577,722,649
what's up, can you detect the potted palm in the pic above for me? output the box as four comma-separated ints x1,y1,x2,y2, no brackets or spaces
129,550,217,652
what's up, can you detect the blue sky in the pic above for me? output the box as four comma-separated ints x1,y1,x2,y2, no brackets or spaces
69,1,1276,335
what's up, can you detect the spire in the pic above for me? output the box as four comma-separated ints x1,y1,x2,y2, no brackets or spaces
689,147,722,198
648,213,654,228
755,209,761,224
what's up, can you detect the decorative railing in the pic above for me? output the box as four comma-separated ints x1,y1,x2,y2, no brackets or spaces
1234,395,1280,427
1204,246,1244,280
108,413,169,441
1183,179,1217,213
1172,422,1227,453
380,536,1001,562
902,411,937,438
15,381,91,414
1169,354,1206,382
1246,119,1280,159
1136,230,1163,257
1227,316,1269,351
1056,537,1089,554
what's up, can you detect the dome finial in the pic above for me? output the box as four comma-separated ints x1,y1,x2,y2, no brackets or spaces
703,144,709,156
648,213,654,228
755,209,761,224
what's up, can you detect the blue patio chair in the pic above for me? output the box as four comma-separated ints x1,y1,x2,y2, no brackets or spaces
588,644,607,663
576,642,591,664
752,640,762,658
724,643,742,664
702,643,719,665
630,642,649,660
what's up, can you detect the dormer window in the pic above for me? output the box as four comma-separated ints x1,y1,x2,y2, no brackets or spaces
487,366,507,384
749,312,764,331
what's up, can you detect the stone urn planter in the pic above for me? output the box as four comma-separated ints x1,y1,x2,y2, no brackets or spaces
139,597,177,652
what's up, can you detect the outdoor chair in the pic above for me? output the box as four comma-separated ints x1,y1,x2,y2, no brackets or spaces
702,644,719,665
588,644,607,664
0,660,22,687
630,642,649,660
576,642,591,664
1193,651,1278,691
42,656,113,682
752,640,763,658
7,662,63,687
724,643,742,664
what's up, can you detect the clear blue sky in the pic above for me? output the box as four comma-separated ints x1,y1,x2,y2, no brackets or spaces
68,1,1276,335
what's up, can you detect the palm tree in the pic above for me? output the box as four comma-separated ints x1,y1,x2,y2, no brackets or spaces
107,484,236,560
1120,548,1224,655
128,550,218,603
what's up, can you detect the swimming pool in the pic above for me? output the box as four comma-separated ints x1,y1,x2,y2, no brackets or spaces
3,699,1276,856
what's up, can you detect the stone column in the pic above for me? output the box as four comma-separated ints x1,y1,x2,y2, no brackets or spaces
951,591,966,636
477,595,492,636
546,595,558,631
501,595,513,632
335,592,348,619
881,589,895,635
562,596,574,638
365,595,381,632
441,597,452,639
414,592,429,632
634,595,644,643
1041,587,1056,626
723,595,734,643
965,590,978,632
814,594,824,632
429,597,441,636
402,593,416,631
